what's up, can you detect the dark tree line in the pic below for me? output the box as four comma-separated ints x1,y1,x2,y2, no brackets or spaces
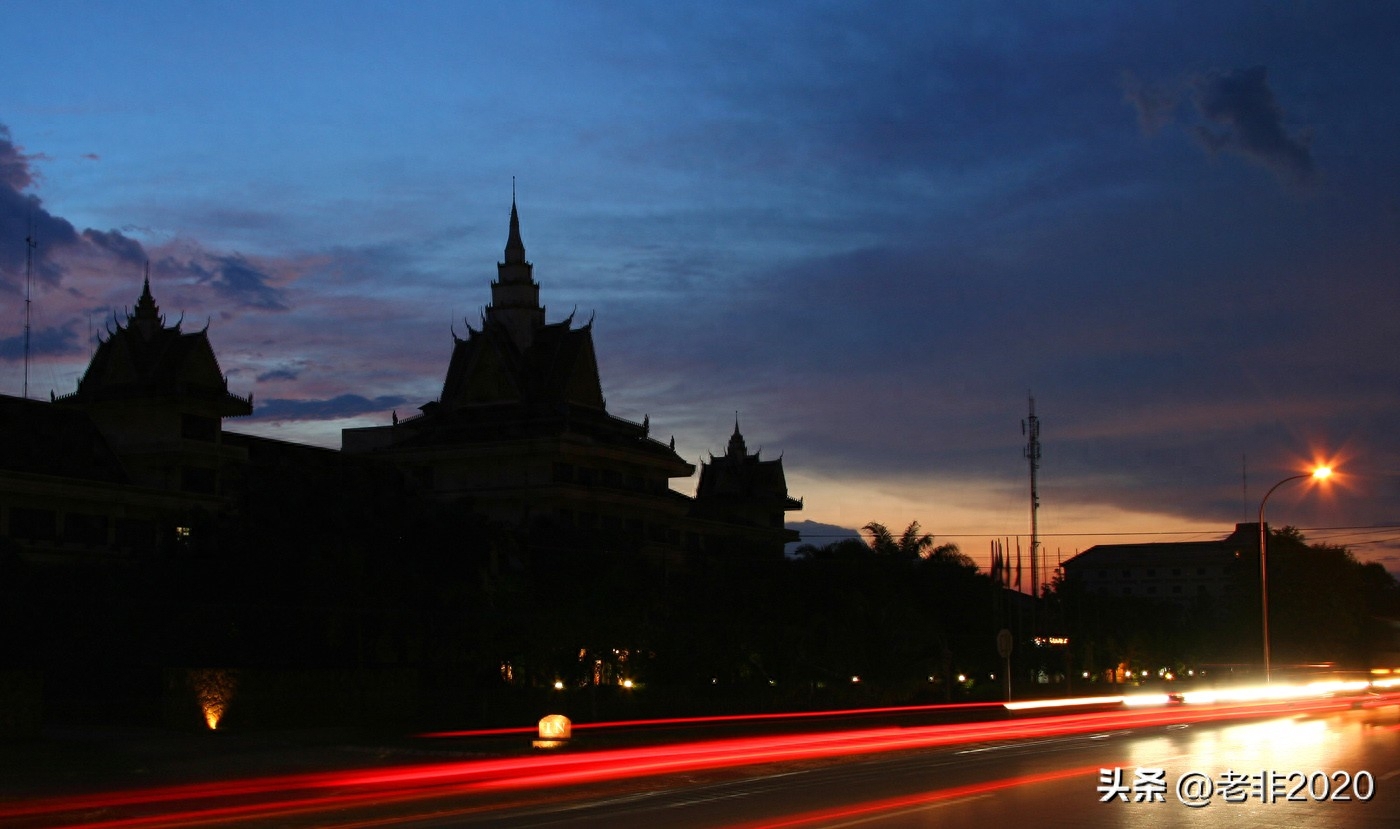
7,511,1395,730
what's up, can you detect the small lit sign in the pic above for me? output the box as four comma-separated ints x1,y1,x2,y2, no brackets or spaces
534,714,572,749
538,714,572,739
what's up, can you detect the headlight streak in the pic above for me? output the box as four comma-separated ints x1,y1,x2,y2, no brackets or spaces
5,686,1397,829
1005,678,1393,712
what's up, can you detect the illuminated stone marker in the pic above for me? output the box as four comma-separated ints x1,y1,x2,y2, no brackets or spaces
534,713,572,749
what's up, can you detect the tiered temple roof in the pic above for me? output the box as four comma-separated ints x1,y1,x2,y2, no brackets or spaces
58,276,252,417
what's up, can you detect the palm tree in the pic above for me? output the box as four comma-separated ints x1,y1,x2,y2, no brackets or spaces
864,521,933,559
863,521,976,568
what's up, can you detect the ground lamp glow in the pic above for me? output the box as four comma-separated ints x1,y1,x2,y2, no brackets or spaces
187,668,237,730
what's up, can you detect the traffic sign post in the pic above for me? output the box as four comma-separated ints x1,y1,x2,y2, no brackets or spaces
996,629,1013,701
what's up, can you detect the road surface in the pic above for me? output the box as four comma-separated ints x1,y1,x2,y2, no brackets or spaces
6,695,1398,828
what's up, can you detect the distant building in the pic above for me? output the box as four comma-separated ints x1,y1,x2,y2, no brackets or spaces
1059,523,1258,603
0,392,227,557
691,420,803,555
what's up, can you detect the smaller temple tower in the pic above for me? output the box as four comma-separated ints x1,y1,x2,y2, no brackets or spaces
489,197,547,350
691,418,802,553
56,274,252,494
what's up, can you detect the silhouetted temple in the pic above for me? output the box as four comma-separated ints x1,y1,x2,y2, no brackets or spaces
694,419,803,532
57,273,253,493
344,198,801,559
0,274,252,555
0,198,800,564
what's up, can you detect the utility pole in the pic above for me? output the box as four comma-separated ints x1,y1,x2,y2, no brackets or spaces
22,223,35,399
1022,396,1041,606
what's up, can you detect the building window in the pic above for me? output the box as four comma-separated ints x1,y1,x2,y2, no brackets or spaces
182,467,218,494
181,414,219,442
10,507,57,541
64,513,109,546
115,518,156,551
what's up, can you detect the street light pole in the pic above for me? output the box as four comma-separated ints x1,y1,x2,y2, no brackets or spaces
1258,466,1332,684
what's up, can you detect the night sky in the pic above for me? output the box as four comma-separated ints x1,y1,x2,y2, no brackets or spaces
2,2,1397,572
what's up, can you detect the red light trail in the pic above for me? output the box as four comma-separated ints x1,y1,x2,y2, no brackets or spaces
3,693,1392,828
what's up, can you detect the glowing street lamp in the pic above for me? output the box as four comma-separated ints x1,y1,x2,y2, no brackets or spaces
1259,465,1332,683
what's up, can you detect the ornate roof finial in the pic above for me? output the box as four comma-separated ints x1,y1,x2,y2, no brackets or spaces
727,413,747,457
131,263,164,338
504,178,526,264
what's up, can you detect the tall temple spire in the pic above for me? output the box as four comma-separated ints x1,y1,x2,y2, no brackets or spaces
131,263,165,339
504,179,526,265
490,187,544,349
727,414,748,457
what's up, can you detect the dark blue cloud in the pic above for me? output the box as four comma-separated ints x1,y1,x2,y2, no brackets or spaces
0,321,80,361
1191,66,1314,184
81,227,146,265
0,122,144,292
252,394,407,422
256,368,300,383
0,124,34,191
1121,71,1180,135
174,252,288,311
0,188,77,294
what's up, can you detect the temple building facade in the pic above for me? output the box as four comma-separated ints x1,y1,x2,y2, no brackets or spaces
343,198,801,559
0,277,253,558
0,199,800,562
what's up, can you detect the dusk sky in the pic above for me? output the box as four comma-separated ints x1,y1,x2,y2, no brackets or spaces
2,2,1398,573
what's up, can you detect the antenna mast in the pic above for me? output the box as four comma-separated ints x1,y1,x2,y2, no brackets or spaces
1022,395,1041,602
23,222,35,399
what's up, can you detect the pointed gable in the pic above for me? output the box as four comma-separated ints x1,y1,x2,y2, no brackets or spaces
439,320,605,413
522,320,605,409
440,327,522,407
694,419,802,527
61,276,251,418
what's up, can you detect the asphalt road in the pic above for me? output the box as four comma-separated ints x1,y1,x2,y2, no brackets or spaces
7,699,1399,828
390,705,1400,828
